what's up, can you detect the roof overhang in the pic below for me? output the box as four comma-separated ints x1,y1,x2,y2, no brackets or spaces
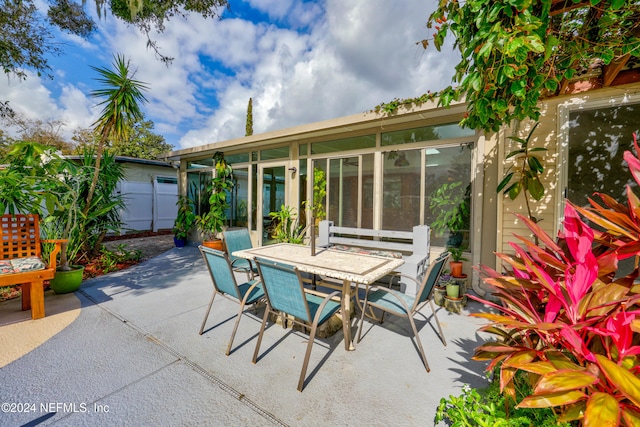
164,99,468,162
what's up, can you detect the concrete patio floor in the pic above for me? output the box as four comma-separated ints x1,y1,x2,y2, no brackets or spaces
1,246,492,426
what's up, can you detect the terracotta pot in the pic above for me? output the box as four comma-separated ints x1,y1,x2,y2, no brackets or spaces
202,239,225,251
450,261,463,277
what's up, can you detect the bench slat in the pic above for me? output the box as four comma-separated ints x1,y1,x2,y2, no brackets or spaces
329,236,412,253
330,226,414,240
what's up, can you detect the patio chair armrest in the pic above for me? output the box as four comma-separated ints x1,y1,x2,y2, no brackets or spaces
386,272,420,288
363,284,413,313
240,279,263,305
311,290,341,324
304,288,341,302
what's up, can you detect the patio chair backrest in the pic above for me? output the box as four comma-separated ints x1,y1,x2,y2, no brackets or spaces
414,252,450,309
200,246,240,299
254,258,312,323
224,228,253,260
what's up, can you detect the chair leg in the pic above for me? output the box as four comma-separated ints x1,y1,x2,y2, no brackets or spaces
225,299,248,356
430,299,447,346
297,321,320,392
356,297,369,343
199,290,218,335
252,307,271,364
408,316,430,372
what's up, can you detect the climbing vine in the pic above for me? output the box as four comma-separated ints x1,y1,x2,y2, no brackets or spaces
377,0,640,133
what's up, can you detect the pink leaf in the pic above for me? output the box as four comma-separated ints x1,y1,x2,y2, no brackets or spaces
563,203,594,263
566,259,598,307
560,325,595,362
625,132,640,187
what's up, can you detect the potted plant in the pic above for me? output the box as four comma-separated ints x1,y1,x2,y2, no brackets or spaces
195,152,234,250
42,157,92,293
268,205,309,244
173,196,195,247
448,246,468,278
429,181,471,247
434,272,454,306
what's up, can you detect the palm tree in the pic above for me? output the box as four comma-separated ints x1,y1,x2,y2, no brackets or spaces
84,54,148,217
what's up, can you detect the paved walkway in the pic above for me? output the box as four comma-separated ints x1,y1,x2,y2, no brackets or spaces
0,246,491,426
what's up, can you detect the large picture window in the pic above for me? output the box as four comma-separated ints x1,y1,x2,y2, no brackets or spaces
566,103,640,207
381,144,472,248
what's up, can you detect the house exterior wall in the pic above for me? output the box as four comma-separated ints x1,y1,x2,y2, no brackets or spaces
167,81,640,295
496,82,640,260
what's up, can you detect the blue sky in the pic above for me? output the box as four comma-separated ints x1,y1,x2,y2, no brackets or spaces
1,0,459,151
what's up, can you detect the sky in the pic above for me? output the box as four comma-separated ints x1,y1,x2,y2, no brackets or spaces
1,0,460,151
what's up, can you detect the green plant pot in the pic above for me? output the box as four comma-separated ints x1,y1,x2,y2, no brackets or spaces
446,283,460,299
50,265,85,294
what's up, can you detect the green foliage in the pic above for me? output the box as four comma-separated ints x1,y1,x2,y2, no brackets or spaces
95,244,143,274
195,152,234,240
1,142,124,269
304,167,327,220
268,205,308,244
85,54,147,224
448,246,468,263
173,196,195,240
429,181,471,236
1,112,74,154
496,123,547,223
0,142,50,215
471,133,640,426
108,118,173,159
77,148,125,258
435,374,572,427
378,1,640,133
245,97,253,137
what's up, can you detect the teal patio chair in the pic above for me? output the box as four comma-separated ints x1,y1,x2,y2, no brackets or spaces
223,228,258,280
199,245,265,355
252,258,341,392
356,252,450,372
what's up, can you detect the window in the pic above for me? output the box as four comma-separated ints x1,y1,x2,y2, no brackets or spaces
424,145,472,248
311,135,376,154
187,170,211,216
225,152,250,164
382,123,475,146
230,168,249,228
566,103,640,208
261,147,289,160
156,176,177,184
382,149,421,231
313,154,373,229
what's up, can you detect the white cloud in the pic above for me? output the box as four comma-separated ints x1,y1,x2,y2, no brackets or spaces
1,0,461,151
178,0,460,149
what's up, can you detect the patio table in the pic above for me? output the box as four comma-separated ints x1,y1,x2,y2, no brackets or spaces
232,243,404,351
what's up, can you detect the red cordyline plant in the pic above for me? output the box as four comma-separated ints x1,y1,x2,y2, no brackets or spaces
472,133,640,426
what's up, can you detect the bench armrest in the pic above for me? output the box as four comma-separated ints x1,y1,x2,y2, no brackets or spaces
42,239,67,271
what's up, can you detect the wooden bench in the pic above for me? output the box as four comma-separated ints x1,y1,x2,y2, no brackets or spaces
317,220,430,295
0,214,64,320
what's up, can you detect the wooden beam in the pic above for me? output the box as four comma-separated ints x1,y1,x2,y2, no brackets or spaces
603,54,631,87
